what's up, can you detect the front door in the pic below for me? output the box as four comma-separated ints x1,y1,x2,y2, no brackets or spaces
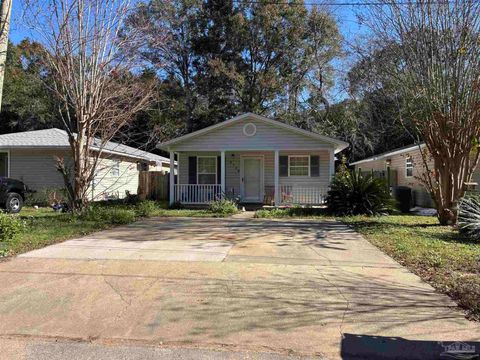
241,157,263,202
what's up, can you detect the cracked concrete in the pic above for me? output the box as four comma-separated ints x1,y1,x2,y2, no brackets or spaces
0,217,479,359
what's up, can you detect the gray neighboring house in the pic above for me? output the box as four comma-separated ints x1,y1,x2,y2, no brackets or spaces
158,113,348,206
0,128,172,200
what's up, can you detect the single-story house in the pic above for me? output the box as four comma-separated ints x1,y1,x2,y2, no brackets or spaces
0,128,173,200
158,113,348,206
350,142,480,207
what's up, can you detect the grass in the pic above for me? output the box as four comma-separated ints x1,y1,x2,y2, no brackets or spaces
6,208,115,256
2,201,236,257
341,215,480,321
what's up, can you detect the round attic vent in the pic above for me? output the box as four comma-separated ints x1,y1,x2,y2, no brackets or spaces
243,123,257,137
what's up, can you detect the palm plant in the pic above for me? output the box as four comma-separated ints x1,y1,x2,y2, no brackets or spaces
458,196,480,241
327,170,395,216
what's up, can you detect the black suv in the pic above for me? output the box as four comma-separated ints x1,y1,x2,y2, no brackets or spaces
0,178,27,213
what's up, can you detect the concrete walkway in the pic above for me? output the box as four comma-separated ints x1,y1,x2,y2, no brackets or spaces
0,217,478,359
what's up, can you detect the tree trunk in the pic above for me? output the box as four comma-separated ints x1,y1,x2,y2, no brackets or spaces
55,131,92,213
431,154,469,226
55,156,76,209
71,129,91,212
437,207,456,226
0,0,13,113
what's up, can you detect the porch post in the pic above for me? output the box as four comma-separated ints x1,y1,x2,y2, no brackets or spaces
169,150,175,205
274,150,280,206
329,148,335,180
220,150,226,197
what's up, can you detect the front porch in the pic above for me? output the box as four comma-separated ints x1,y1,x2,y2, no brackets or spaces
169,150,334,206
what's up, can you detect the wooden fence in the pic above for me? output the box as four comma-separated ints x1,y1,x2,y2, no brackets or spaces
138,171,170,201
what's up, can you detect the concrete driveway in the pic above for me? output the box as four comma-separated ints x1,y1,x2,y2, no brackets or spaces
0,217,478,359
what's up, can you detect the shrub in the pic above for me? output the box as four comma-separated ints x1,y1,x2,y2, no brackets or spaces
458,196,480,240
135,200,157,217
123,191,140,205
25,188,68,207
255,207,327,218
80,206,136,225
0,214,25,256
284,207,326,217
255,209,289,218
107,208,136,224
208,199,238,216
326,170,395,216
169,201,185,210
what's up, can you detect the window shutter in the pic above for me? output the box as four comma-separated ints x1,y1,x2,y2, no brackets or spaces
310,155,320,177
279,156,288,176
188,156,197,184
217,156,221,184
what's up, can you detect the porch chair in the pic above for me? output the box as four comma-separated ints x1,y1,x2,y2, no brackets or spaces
281,185,294,204
263,186,275,205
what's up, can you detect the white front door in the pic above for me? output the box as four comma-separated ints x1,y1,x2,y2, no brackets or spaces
241,157,263,202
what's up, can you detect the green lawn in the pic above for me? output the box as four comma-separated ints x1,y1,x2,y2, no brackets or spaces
7,207,115,255
342,215,480,320
2,202,235,257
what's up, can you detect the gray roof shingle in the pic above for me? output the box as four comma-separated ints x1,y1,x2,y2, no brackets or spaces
0,128,170,164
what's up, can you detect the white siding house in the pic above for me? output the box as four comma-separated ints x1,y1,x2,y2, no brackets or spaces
0,129,173,201
158,113,348,206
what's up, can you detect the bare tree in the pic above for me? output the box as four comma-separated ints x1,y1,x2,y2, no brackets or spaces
23,0,155,211
0,0,13,112
126,0,200,134
361,0,480,225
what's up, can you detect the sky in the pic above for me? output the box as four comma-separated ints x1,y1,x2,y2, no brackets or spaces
7,1,28,44
8,1,366,43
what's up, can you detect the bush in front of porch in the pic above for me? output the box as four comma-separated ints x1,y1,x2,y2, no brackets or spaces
207,199,238,216
168,198,238,217
326,170,395,216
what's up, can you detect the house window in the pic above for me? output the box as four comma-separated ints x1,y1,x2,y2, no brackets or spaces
0,152,8,177
111,160,120,176
197,156,217,184
405,156,413,177
289,155,310,176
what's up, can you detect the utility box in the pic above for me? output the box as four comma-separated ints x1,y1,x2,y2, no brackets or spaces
393,186,413,213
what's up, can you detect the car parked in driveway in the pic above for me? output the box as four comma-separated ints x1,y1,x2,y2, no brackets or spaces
0,178,27,213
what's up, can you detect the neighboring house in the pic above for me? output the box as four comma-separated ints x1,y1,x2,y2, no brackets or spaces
158,113,348,206
350,143,480,208
0,128,172,200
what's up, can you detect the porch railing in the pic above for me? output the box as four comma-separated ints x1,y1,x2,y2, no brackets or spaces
173,184,327,205
279,185,327,205
174,184,222,204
